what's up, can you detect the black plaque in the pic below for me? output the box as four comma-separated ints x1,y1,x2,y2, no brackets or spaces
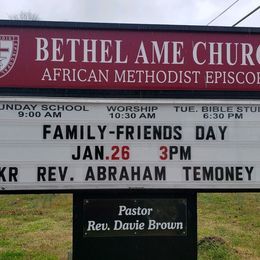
73,192,197,260
83,199,187,237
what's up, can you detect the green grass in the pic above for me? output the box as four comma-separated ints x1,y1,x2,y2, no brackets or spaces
198,193,260,259
198,236,239,260
0,193,259,259
0,194,72,260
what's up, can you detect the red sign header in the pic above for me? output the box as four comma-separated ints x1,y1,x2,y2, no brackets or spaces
0,23,259,91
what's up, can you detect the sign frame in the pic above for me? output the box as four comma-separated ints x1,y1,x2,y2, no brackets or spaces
0,20,259,194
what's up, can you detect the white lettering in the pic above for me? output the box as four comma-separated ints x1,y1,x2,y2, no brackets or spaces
135,41,149,64
35,37,49,61
52,38,64,62
193,42,206,65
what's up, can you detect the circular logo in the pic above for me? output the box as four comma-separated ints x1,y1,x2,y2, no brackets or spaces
0,35,19,78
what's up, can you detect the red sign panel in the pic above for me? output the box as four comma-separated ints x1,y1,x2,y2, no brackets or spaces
0,24,259,91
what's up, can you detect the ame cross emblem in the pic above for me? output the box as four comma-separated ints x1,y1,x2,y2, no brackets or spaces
0,45,9,68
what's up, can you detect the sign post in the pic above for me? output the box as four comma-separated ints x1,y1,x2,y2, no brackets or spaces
0,20,259,259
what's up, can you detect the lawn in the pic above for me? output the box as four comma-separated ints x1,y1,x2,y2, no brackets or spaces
198,193,260,260
0,194,72,260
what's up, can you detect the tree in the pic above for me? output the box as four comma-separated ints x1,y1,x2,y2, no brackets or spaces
9,11,40,21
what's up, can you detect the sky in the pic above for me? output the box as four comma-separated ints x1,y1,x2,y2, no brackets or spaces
0,0,259,27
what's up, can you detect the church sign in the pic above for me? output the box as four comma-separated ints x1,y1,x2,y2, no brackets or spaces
0,23,259,91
